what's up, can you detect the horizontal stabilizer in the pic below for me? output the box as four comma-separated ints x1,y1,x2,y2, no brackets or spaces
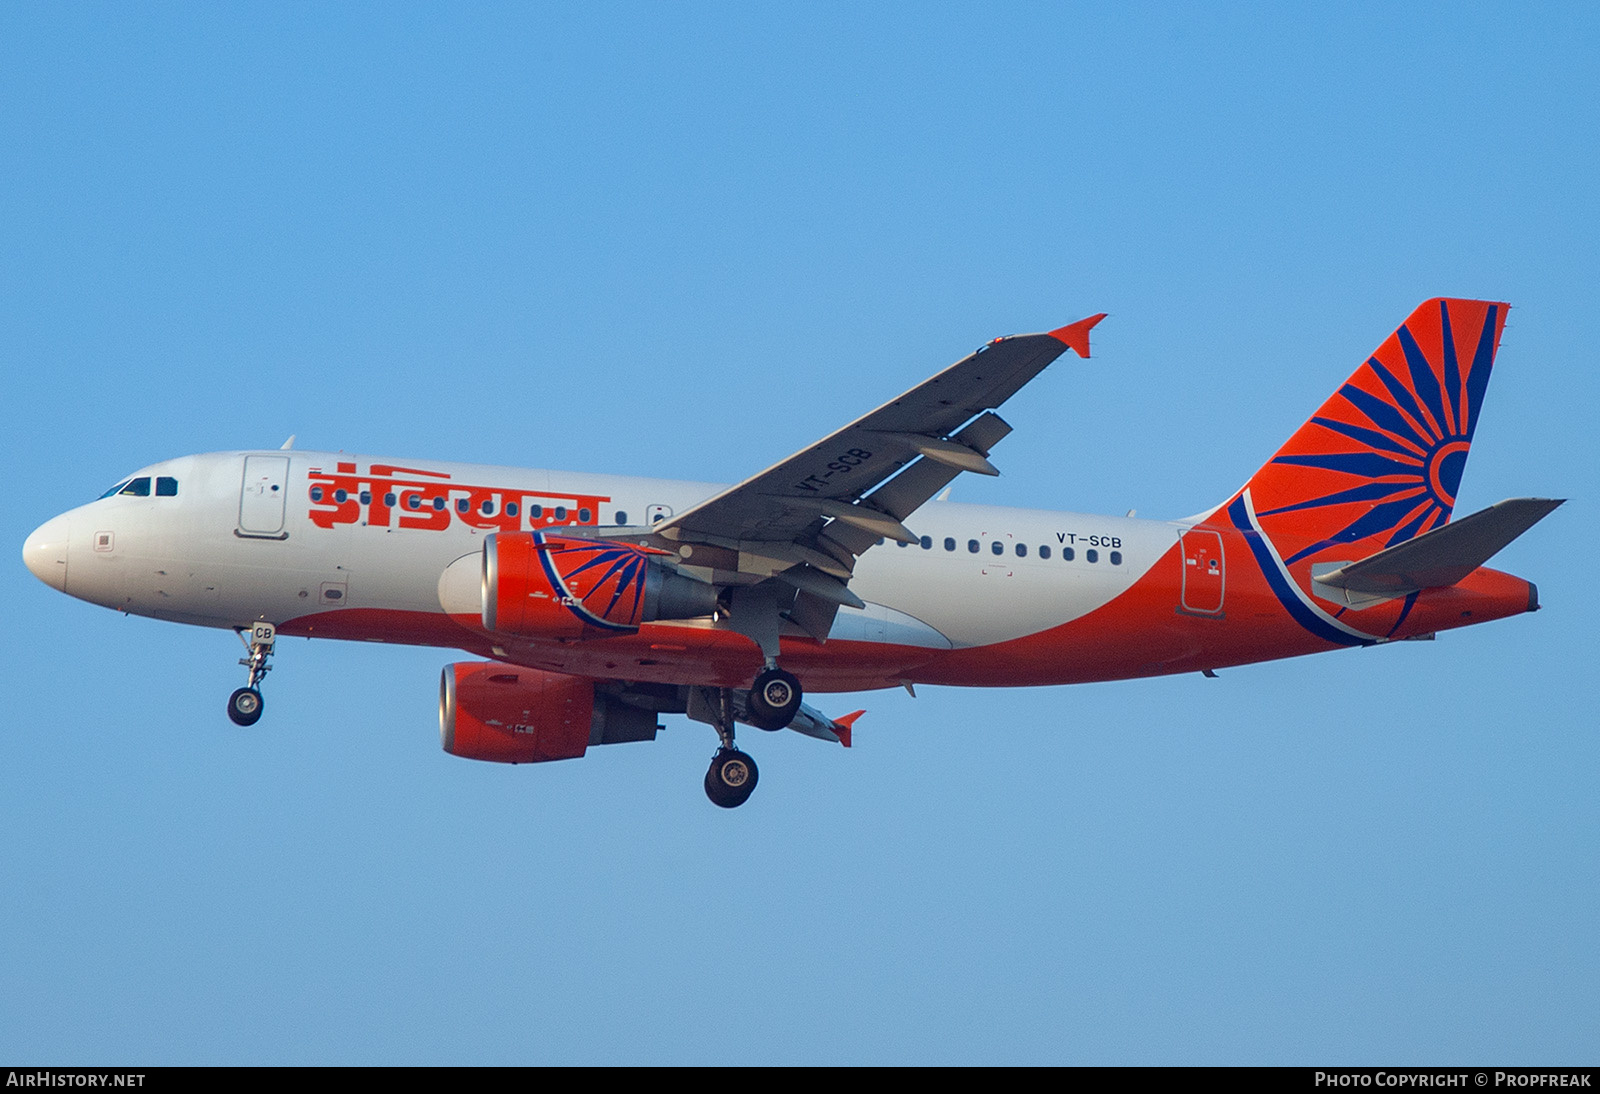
1315,497,1563,598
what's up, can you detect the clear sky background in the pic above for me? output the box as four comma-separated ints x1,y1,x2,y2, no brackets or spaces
3,3,1596,1065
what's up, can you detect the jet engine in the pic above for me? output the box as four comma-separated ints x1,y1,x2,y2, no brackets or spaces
439,661,661,764
481,531,715,640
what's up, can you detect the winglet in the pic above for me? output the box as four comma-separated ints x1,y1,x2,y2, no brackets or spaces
1048,313,1107,358
831,709,865,748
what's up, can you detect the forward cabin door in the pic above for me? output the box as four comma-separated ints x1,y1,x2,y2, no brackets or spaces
239,455,290,537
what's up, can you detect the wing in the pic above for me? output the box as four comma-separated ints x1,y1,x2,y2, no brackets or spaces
661,314,1106,546
572,313,1106,643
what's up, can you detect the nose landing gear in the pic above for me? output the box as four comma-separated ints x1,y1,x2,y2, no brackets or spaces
228,622,276,726
227,686,264,726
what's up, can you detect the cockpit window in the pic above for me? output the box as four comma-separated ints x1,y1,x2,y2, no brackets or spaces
96,475,178,500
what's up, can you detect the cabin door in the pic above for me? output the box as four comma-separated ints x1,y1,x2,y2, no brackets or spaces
1180,529,1225,614
239,456,290,537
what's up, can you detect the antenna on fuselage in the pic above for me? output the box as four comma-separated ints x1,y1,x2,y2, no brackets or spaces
280,435,296,450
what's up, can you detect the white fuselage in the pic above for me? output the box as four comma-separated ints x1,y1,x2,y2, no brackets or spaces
26,449,1178,654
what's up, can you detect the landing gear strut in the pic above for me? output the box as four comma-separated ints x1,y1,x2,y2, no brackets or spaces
228,622,276,726
694,686,760,808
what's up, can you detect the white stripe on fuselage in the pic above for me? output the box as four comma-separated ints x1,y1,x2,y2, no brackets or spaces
49,450,1178,649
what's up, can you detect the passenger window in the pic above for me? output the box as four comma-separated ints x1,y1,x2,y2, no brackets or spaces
506,502,518,517
1040,545,1051,559
1086,549,1098,563
968,540,979,553
531,505,543,519
432,497,446,511
555,506,567,521
1110,550,1122,565
384,493,396,507
1062,547,1075,561
457,498,469,513
156,477,178,496
991,541,1003,555
615,511,628,525
944,538,956,552
579,508,591,523
119,477,151,497
1016,544,1027,557
406,494,422,510
359,491,371,505
920,536,932,550
481,500,494,515
335,489,348,503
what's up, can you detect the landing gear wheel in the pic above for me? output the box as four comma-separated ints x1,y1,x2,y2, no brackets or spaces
748,667,802,730
704,748,759,808
228,687,264,727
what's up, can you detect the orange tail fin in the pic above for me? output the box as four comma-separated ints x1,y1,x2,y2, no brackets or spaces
1225,298,1509,566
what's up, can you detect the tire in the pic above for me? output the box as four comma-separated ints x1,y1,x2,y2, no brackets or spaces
704,748,759,808
747,668,801,730
228,687,264,727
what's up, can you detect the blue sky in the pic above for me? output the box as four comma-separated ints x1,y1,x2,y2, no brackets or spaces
3,3,1596,1064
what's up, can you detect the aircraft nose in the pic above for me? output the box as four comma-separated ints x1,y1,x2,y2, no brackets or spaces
23,514,69,591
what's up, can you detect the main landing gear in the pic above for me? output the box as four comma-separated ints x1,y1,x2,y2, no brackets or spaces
705,747,759,809
693,666,804,807
228,621,277,726
747,666,802,731
695,685,761,809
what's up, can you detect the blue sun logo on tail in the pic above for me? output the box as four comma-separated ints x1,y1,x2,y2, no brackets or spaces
1258,300,1501,565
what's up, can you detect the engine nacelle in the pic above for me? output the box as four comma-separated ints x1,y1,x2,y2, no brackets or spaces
481,531,715,640
439,662,661,764
440,662,593,763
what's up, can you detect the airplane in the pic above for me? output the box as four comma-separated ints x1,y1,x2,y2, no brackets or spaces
22,298,1562,808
